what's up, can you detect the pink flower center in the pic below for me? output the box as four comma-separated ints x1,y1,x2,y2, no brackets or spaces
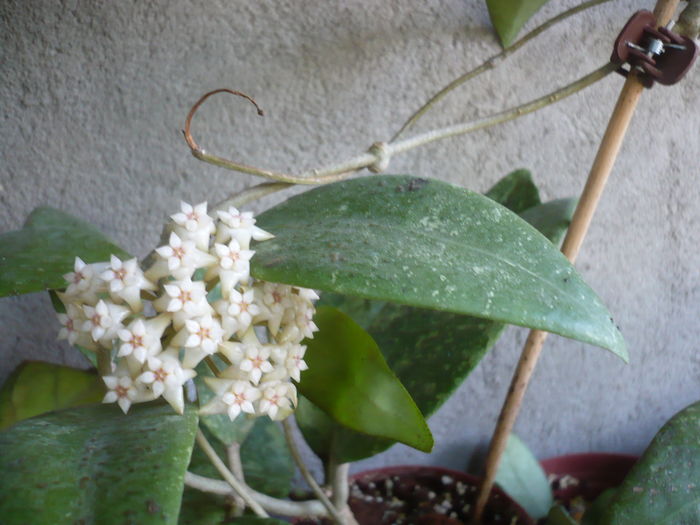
115,385,129,398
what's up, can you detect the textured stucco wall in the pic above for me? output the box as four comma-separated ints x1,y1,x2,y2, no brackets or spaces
1,0,699,474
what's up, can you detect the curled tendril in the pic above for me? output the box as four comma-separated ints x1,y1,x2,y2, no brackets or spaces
183,88,264,154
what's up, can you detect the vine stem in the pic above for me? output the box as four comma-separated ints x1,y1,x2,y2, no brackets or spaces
282,419,347,524
471,0,683,522
185,64,615,187
195,429,270,518
390,0,615,141
389,63,615,155
184,471,329,517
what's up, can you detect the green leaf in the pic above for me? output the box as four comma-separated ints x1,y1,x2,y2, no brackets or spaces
520,199,576,247
230,518,288,524
0,361,103,430
240,417,295,498
0,402,198,525
253,175,626,360
298,306,433,453
486,0,552,47
495,434,553,519
298,181,579,464
545,505,578,525
196,361,256,446
178,488,227,525
485,169,541,213
581,488,617,525
0,207,130,297
600,401,700,524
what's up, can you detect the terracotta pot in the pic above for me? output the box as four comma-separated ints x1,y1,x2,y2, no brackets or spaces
296,465,535,524
540,453,637,503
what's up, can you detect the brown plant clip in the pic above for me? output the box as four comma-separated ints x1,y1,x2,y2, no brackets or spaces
611,10,698,88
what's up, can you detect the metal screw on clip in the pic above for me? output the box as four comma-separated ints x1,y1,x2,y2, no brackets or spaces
612,10,698,87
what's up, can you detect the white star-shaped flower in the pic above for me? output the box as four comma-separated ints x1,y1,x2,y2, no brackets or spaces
171,201,215,251
200,377,261,421
62,257,108,304
283,343,308,382
149,232,216,281
100,255,156,311
258,381,296,420
278,301,318,344
239,345,274,385
136,349,196,414
82,299,130,345
117,315,169,363
173,315,224,368
222,288,260,335
253,282,293,336
205,240,254,296
57,303,90,347
102,374,145,414
154,277,211,329
215,206,274,249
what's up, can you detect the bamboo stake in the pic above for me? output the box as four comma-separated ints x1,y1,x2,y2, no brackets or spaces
471,1,681,521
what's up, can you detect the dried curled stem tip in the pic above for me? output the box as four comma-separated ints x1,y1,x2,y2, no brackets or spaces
183,88,264,153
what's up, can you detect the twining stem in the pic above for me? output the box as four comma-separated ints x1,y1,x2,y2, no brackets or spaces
212,182,293,212
391,0,616,141
389,63,616,155
185,471,329,516
186,64,615,188
471,0,683,522
330,462,351,509
282,419,346,524
227,443,246,517
195,429,270,518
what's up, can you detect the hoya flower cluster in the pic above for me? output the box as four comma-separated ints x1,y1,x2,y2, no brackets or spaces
56,202,316,420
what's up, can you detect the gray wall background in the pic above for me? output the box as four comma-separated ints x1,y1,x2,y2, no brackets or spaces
1,0,698,474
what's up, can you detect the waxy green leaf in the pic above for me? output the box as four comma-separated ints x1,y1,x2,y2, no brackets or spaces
0,207,130,297
253,175,626,360
230,518,289,524
0,402,198,525
240,417,295,498
545,505,578,525
298,176,579,463
0,361,103,430
495,434,553,519
298,306,433,452
486,0,552,47
600,401,700,524
485,169,541,212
